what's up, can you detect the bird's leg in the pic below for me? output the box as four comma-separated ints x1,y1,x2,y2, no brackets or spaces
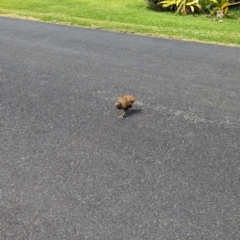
127,104,133,112
118,111,125,118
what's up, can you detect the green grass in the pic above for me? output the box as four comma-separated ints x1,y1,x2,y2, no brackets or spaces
0,0,240,46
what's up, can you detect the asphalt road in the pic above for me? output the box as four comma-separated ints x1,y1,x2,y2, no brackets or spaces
0,17,239,240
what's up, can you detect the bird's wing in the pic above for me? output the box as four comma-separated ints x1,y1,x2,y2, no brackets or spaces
117,96,127,103
125,95,136,103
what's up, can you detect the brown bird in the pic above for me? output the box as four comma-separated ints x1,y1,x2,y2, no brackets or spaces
115,94,136,118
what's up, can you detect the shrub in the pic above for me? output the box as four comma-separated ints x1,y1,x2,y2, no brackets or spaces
199,0,215,12
145,0,240,16
210,0,240,16
161,0,203,14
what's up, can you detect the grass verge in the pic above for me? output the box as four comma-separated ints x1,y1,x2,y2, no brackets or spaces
0,0,240,46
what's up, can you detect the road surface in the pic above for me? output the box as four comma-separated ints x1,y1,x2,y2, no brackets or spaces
0,17,240,239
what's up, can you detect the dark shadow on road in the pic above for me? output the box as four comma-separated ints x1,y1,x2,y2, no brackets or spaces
126,109,142,118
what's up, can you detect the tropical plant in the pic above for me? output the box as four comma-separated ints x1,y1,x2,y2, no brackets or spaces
199,0,215,12
161,0,203,14
210,0,240,16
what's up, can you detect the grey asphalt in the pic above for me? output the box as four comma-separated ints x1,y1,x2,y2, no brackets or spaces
0,17,239,240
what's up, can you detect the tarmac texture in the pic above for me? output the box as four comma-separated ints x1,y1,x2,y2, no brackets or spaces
0,17,240,239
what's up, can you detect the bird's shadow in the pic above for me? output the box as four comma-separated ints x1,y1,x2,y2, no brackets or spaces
125,109,142,118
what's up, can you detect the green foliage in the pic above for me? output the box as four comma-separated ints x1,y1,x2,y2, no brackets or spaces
199,0,215,12
146,0,240,15
161,0,203,14
210,0,240,16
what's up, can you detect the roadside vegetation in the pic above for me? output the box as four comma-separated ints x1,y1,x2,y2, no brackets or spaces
148,0,240,16
0,0,240,45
